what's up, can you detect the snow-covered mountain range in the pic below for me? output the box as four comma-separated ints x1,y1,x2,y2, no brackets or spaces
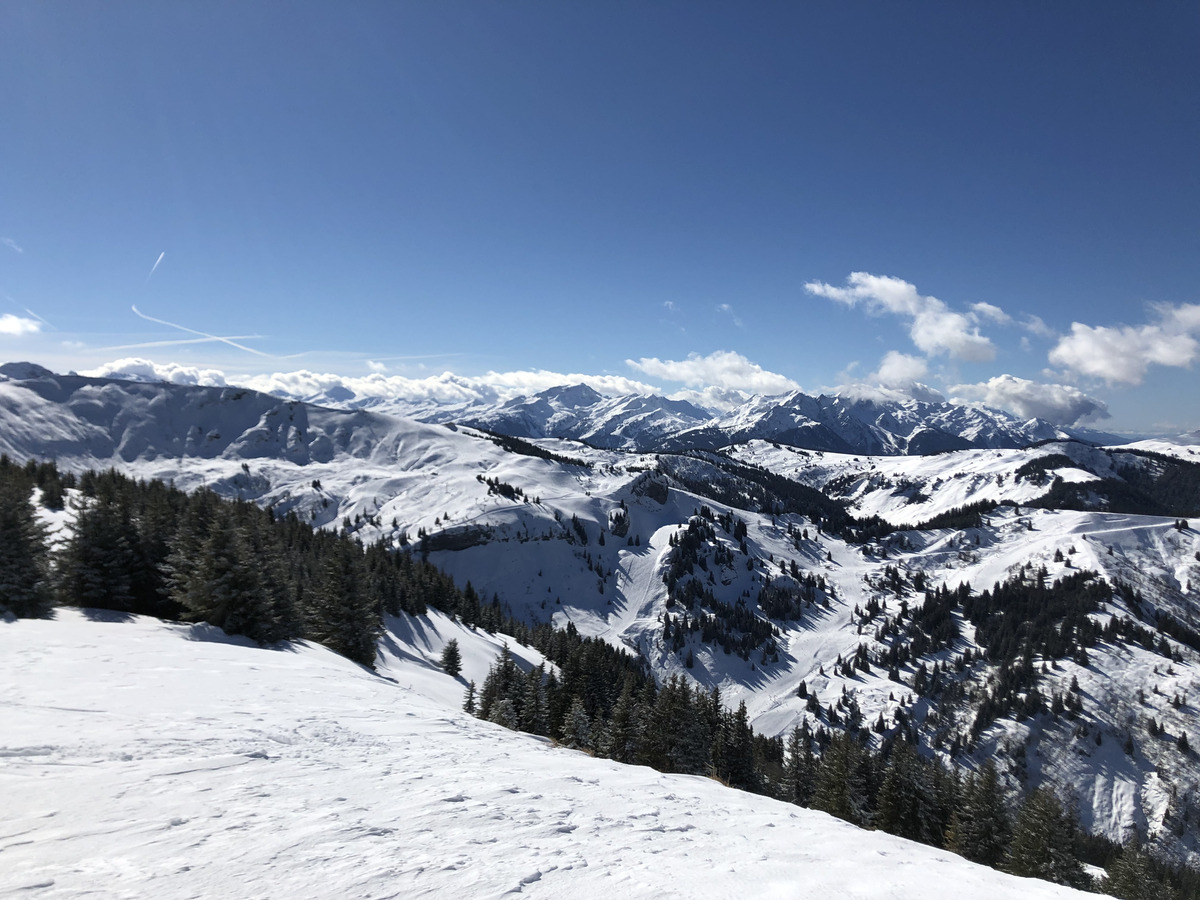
75,359,1134,455
4,362,1200,875
443,382,1128,455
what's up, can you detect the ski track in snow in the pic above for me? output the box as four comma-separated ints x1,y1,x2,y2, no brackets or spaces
2,610,1092,900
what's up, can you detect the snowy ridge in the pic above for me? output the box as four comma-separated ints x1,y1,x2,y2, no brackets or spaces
2,609,1091,899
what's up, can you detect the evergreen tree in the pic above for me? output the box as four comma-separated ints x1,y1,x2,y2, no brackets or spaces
780,724,816,806
169,513,269,641
305,542,379,667
0,477,53,617
813,731,873,826
875,740,940,844
597,679,640,764
237,508,301,642
476,645,521,723
641,676,710,775
440,638,462,677
489,696,518,730
714,701,757,791
560,696,591,750
56,493,137,611
164,500,299,645
519,665,549,735
1103,841,1175,900
1005,787,1089,889
946,760,1010,868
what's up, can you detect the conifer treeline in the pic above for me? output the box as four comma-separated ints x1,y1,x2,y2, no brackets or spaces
0,458,490,666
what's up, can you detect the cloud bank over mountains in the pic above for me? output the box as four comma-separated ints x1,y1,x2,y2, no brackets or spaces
806,272,998,362
951,375,1110,425
11,270,1190,430
78,351,1107,427
626,350,801,395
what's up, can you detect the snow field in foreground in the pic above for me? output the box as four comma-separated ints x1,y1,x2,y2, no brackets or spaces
2,610,1094,899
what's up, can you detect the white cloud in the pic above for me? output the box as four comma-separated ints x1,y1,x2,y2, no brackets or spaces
663,301,677,313
1048,303,1200,384
1168,303,1200,332
970,302,1010,325
805,272,996,362
0,313,41,336
82,358,227,387
626,350,800,394
838,381,947,405
666,386,751,413
366,360,388,374
477,369,657,399
1,237,23,254
951,374,1110,426
80,359,662,407
1020,314,1055,338
245,369,483,405
870,350,927,387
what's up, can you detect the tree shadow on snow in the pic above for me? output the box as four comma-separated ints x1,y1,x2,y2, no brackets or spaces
79,607,136,623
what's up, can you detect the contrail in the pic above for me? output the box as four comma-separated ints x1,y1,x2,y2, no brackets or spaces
96,336,263,352
131,305,289,358
23,308,53,329
145,252,166,283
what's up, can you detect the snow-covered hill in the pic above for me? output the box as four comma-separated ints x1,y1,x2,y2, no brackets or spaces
730,438,1200,524
1,609,1093,899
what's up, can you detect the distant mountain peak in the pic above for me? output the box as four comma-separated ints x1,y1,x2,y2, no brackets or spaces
534,383,605,408
0,361,55,380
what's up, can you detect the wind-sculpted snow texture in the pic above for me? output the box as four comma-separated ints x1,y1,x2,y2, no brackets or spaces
3,366,1200,866
2,610,1092,899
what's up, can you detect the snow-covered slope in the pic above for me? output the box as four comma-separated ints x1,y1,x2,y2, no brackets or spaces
1,609,1093,899
0,369,583,537
731,438,1200,524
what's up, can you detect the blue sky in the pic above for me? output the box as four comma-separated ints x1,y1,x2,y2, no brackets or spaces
2,2,1198,431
